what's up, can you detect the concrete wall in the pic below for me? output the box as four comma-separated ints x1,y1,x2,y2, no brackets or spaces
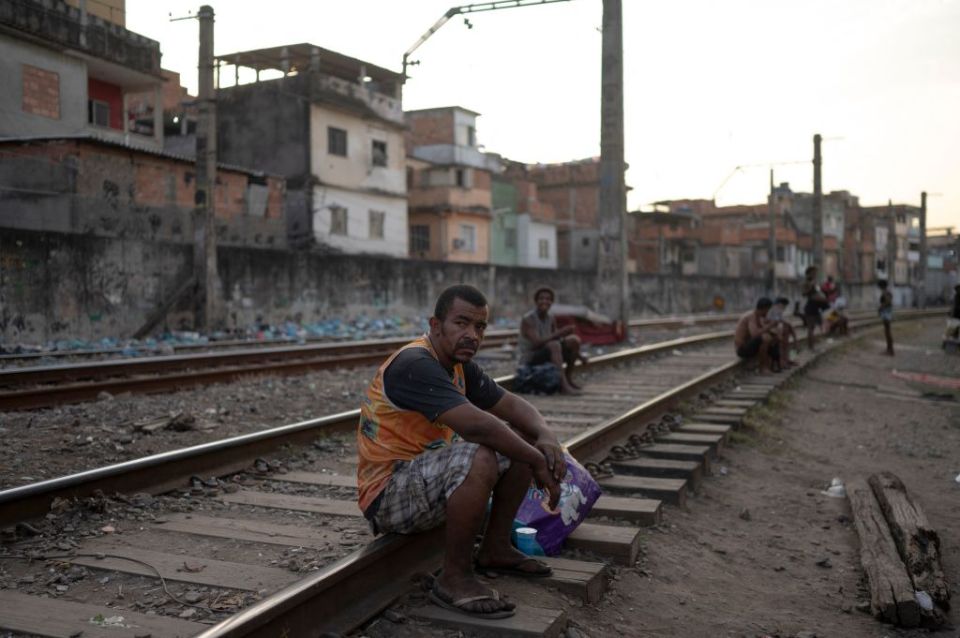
1,228,896,344
309,104,405,195
517,214,557,269
311,185,407,257
0,34,88,138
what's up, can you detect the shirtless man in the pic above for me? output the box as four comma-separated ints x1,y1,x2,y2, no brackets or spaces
518,287,585,394
734,297,780,373
878,279,894,355
357,284,566,619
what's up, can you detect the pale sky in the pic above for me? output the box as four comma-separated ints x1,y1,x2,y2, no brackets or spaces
127,0,959,230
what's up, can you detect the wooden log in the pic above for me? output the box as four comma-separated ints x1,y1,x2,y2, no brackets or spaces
868,471,950,609
847,478,921,627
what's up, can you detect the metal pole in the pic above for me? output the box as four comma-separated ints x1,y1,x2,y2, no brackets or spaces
812,133,823,272
194,5,218,331
767,168,776,296
887,199,897,286
596,0,628,329
919,191,927,307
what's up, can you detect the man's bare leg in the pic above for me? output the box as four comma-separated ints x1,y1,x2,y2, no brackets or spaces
883,320,894,355
561,335,584,389
475,458,548,573
758,335,772,373
806,322,816,351
436,447,515,614
547,340,580,394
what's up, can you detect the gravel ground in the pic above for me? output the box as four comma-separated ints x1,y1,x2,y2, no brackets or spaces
0,325,724,491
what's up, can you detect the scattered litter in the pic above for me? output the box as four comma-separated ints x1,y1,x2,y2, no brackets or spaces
915,590,934,610
954,473,960,485
821,478,846,498
90,614,128,627
672,349,683,356
718,466,729,476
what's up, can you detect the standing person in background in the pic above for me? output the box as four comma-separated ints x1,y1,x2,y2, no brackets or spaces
878,279,894,356
821,275,838,305
518,287,585,395
800,266,827,351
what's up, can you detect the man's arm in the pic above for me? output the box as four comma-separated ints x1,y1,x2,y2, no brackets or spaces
438,402,561,507
521,314,575,350
488,391,566,482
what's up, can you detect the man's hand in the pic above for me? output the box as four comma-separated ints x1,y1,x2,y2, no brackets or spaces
535,435,567,482
555,325,576,339
532,458,563,510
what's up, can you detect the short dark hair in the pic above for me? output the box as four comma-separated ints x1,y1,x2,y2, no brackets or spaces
756,297,773,310
533,286,555,302
434,284,488,320
805,266,817,276
775,296,790,306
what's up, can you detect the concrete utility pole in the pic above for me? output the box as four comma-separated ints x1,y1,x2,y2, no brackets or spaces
919,191,927,307
812,133,823,271
596,0,629,329
887,199,897,286
767,168,776,296
194,5,218,331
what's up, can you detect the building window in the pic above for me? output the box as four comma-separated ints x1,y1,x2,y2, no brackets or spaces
456,224,476,252
328,127,347,157
538,238,550,259
455,168,466,188
775,246,785,261
372,140,387,167
504,228,517,249
22,65,60,119
410,225,430,253
89,100,110,127
467,125,476,147
369,210,385,239
330,206,348,235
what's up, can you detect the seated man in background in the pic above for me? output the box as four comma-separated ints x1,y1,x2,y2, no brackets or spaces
769,297,798,368
734,297,780,373
517,287,584,394
357,284,566,619
824,298,849,337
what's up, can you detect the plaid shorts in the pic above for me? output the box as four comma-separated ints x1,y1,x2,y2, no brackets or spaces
368,442,511,535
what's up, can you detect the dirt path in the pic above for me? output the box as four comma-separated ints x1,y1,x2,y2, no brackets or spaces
565,317,959,637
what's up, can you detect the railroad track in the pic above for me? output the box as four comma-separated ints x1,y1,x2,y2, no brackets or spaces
0,313,750,411
0,309,941,637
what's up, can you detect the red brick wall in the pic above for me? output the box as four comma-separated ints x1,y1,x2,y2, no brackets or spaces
406,111,455,146
88,78,123,130
21,65,60,120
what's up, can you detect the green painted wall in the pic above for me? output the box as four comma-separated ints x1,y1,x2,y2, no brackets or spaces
490,179,518,266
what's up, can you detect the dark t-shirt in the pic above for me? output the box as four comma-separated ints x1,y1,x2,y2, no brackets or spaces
383,348,505,421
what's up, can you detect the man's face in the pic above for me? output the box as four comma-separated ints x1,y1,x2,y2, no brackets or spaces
430,298,489,364
535,291,554,314
757,306,770,319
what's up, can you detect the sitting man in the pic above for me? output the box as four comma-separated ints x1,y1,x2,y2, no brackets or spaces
769,297,798,368
357,284,566,619
518,287,585,395
734,297,780,373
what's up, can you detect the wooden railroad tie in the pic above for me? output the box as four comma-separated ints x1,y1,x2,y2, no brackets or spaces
608,457,703,491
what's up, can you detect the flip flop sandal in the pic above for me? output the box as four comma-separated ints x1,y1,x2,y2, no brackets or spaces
474,557,553,578
429,580,515,619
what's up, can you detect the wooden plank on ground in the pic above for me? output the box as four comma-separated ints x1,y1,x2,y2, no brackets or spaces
221,490,363,518
696,406,746,416
277,471,355,488
596,475,686,507
409,603,566,637
566,523,642,565
0,590,204,638
692,412,743,427
676,423,732,443
590,495,661,526
637,443,711,472
71,543,292,592
714,399,756,408
609,457,702,490
656,432,724,456
868,472,950,611
475,557,606,604
847,478,921,627
153,514,347,549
